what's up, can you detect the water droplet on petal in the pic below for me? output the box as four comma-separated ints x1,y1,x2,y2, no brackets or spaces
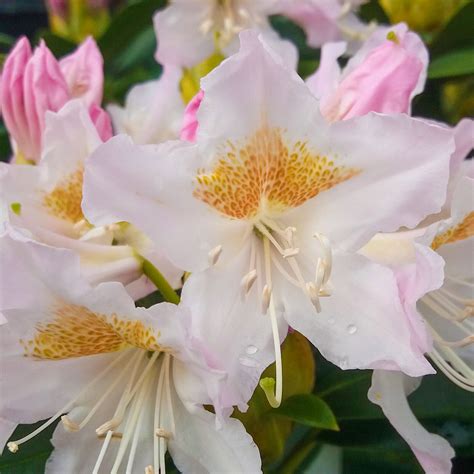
246,345,258,355
239,356,259,368
347,324,357,335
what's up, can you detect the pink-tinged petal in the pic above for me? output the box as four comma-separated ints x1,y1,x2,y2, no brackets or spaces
88,103,113,141
321,38,423,121
154,2,214,67
306,41,346,100
287,113,454,253
345,23,428,104
277,252,434,376
180,90,204,142
59,37,104,106
0,37,33,159
22,41,69,162
369,371,454,474
279,0,341,47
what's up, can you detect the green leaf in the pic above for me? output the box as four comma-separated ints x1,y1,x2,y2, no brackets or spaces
38,32,76,57
428,48,474,78
269,15,320,61
430,1,474,57
99,0,165,69
0,419,59,474
274,394,339,431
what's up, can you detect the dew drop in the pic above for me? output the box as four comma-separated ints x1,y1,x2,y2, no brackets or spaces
246,345,258,355
239,356,259,368
347,324,357,335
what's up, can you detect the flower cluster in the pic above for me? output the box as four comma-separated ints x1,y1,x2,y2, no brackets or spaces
0,1,472,473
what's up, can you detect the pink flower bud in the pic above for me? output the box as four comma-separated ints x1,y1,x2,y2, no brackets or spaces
180,90,204,143
22,40,70,160
59,37,104,106
0,37,106,162
321,29,424,122
0,38,33,159
89,104,113,142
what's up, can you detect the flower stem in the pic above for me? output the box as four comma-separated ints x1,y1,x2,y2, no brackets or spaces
142,259,180,304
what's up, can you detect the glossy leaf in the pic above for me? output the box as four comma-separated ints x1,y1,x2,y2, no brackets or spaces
274,393,339,431
428,48,474,78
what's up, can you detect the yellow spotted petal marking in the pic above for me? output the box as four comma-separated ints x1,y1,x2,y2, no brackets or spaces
194,127,360,219
20,304,164,360
431,212,474,250
42,166,84,223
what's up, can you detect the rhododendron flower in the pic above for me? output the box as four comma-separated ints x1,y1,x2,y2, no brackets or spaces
180,90,204,142
108,67,185,145
361,174,473,473
0,233,264,473
0,100,180,291
278,0,375,53
154,0,297,68
83,31,455,409
306,23,428,121
0,37,110,163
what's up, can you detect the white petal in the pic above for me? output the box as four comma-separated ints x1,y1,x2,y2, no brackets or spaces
286,114,454,252
368,370,454,474
276,252,434,376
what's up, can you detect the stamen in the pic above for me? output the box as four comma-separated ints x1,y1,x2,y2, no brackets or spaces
155,428,173,439
7,349,130,452
61,416,80,432
261,237,283,408
92,430,113,474
261,284,272,314
154,357,167,474
313,233,332,285
208,244,223,266
145,466,155,474
306,282,321,313
282,248,300,258
241,269,257,297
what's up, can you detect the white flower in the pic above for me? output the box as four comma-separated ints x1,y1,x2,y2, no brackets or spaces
83,31,454,408
0,232,265,473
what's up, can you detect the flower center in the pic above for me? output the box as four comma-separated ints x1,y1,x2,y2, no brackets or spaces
194,126,360,220
200,0,263,47
431,211,474,250
420,274,474,392
42,166,85,224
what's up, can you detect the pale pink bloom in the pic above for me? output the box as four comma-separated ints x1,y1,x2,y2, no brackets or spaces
0,100,180,292
83,31,454,410
278,0,375,53
108,67,184,145
154,0,297,68
361,175,474,473
180,90,204,142
307,23,428,121
0,37,109,162
0,233,263,473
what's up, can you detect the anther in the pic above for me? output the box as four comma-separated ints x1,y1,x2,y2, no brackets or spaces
145,466,155,474
7,442,18,453
306,282,321,313
155,428,173,440
241,269,257,297
96,418,120,436
282,248,300,258
208,245,223,266
262,285,272,314
284,226,297,245
61,415,80,432
97,431,123,439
